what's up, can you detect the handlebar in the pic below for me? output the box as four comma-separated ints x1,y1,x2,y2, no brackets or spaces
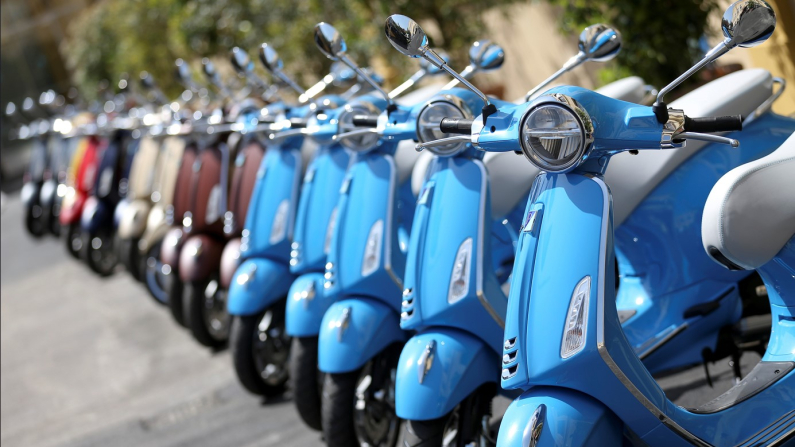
352,115,380,128
439,118,474,135
289,117,307,128
684,115,742,133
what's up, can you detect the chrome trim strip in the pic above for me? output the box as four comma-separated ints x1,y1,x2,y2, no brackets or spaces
474,159,504,328
383,154,404,290
287,146,302,241
637,323,689,361
591,175,712,447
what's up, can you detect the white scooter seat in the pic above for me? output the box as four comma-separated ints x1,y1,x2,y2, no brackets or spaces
607,69,774,226
701,131,795,270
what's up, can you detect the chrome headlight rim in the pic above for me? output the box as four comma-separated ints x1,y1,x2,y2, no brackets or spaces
338,100,381,152
416,94,473,158
519,94,594,173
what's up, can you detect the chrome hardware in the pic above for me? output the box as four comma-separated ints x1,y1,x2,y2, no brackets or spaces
525,24,621,101
417,340,436,384
335,307,352,342
442,40,505,90
314,23,392,106
332,128,379,142
678,132,740,147
521,210,538,233
385,15,491,108
501,365,517,380
403,288,413,297
236,263,257,288
502,351,517,365
744,77,785,126
660,109,686,148
504,337,517,350
388,50,449,99
654,0,776,120
259,43,307,97
415,135,472,152
523,404,546,447
294,280,316,309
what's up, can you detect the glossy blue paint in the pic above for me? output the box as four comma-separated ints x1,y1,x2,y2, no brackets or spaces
318,297,408,373
395,328,500,420
227,257,294,316
496,387,622,447
285,272,329,337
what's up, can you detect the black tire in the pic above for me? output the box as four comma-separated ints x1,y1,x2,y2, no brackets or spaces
290,336,323,431
118,236,142,280
401,384,497,447
322,370,361,447
25,204,46,238
402,418,446,447
141,241,168,306
323,345,402,447
184,278,230,348
82,228,118,277
64,222,82,259
166,270,186,326
48,201,62,237
230,306,290,398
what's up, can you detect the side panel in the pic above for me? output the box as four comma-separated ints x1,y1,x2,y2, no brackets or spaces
117,199,151,239
160,227,184,268
285,272,330,337
290,144,350,274
227,257,294,316
239,146,301,262
318,297,407,373
395,328,500,420
219,237,242,289
178,234,224,282
80,195,112,233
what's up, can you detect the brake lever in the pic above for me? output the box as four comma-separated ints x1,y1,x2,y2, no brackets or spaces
415,135,472,152
676,132,739,148
332,128,379,142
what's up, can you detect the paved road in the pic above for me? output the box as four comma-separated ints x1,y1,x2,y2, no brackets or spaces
0,194,758,447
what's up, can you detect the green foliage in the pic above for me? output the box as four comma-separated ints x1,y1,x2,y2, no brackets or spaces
544,0,720,89
61,0,521,100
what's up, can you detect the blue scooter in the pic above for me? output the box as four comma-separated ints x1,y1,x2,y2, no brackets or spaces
226,43,351,397
384,17,654,445
285,51,450,430
409,2,795,445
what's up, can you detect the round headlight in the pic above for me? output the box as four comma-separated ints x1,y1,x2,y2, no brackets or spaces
417,100,467,157
338,105,380,152
520,102,590,172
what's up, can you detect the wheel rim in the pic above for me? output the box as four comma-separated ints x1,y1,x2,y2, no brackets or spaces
70,228,83,253
252,310,291,387
145,254,169,304
201,280,230,341
353,358,401,447
90,231,117,274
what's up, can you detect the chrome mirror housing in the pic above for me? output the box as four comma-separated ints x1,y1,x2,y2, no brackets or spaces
314,23,347,60
231,47,252,73
175,59,192,84
259,44,284,72
469,40,505,71
384,15,428,58
578,24,622,62
722,0,776,48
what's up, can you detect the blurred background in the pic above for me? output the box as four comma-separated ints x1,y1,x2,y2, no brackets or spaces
1,0,793,190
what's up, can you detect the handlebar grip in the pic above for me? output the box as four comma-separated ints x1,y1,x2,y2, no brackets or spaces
684,115,742,133
352,115,379,128
440,118,474,135
289,117,307,128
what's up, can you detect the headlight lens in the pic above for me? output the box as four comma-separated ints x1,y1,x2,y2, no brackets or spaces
520,104,586,172
339,105,379,152
417,100,467,156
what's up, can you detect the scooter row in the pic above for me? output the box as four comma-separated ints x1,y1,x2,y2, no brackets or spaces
20,0,794,445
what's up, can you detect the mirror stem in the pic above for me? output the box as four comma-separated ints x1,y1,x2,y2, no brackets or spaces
653,39,731,122
442,65,475,90
275,71,306,96
525,52,586,101
388,69,427,99
339,54,393,106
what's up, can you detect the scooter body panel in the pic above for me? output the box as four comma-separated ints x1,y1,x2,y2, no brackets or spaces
117,199,151,239
395,328,500,420
80,195,112,234
227,257,294,316
178,234,224,282
219,237,242,289
161,227,185,268
318,297,408,373
286,273,330,337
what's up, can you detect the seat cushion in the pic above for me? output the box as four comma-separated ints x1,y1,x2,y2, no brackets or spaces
594,76,648,105
607,69,774,226
702,131,795,270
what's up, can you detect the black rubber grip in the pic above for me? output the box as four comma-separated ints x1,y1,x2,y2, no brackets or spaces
289,117,307,128
352,115,379,128
684,115,742,133
440,118,474,135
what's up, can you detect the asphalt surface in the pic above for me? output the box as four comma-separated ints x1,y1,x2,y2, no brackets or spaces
0,193,760,447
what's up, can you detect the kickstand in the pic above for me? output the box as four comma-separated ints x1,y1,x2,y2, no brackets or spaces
701,348,714,388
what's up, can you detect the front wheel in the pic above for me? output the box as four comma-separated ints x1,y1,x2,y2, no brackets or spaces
230,302,291,397
184,278,230,348
290,336,323,431
402,384,498,447
166,268,186,326
118,236,142,280
322,345,402,447
64,222,82,259
82,228,118,276
25,204,46,238
142,240,168,306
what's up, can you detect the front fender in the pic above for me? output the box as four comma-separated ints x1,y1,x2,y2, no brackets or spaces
318,298,407,373
396,328,500,420
219,238,242,289
39,179,57,208
59,190,86,225
117,200,151,239
227,257,294,316
285,273,331,337
80,196,111,233
497,387,622,447
21,182,41,208
178,235,224,282
160,227,184,267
